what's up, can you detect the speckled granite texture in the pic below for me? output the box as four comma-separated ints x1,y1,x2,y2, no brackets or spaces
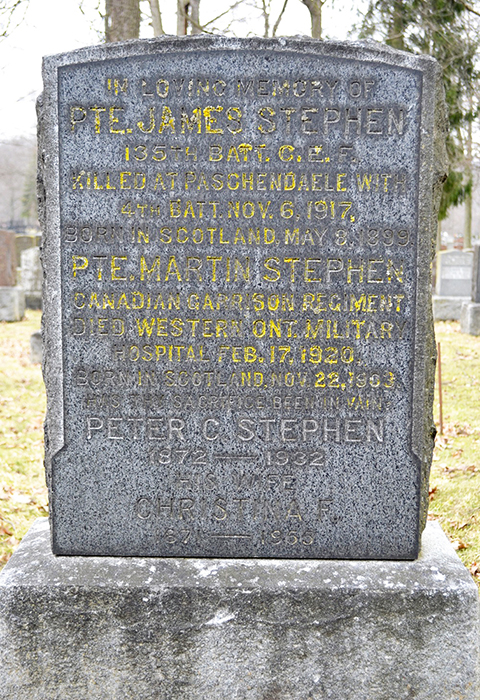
0,519,478,699
39,36,447,559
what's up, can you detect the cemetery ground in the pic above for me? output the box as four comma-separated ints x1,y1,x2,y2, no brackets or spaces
0,311,479,586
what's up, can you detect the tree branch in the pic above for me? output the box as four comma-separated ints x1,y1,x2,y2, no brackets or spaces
457,0,480,18
261,0,269,37
0,0,29,38
202,0,245,28
272,0,289,36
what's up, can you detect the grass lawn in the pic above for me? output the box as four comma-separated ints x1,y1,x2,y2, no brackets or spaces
0,311,479,586
429,321,480,584
0,310,47,566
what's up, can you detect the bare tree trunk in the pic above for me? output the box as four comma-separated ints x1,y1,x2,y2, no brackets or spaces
465,188,472,249
464,96,473,250
261,0,270,37
190,0,201,34
105,0,140,42
148,0,164,35
301,0,323,39
177,0,201,35
177,0,188,34
272,0,289,36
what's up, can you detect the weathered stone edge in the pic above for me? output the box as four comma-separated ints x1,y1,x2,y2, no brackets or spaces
1,519,478,599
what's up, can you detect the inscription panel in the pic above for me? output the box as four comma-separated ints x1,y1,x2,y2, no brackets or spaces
41,38,442,558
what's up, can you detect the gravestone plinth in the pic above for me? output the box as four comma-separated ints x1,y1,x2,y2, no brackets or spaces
433,249,473,321
0,287,25,321
39,36,445,560
460,244,480,335
0,518,478,700
0,229,25,321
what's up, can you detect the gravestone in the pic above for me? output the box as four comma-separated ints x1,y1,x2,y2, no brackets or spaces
30,330,43,363
20,246,42,309
1,38,478,700
433,249,473,321
0,230,17,286
473,243,480,303
0,229,25,321
37,36,445,561
14,232,41,267
460,243,480,335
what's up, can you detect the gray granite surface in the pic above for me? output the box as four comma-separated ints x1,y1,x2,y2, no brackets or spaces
0,286,25,321
39,37,447,558
0,518,478,699
460,301,480,335
433,295,468,321
473,244,480,303
435,249,473,297
0,230,17,286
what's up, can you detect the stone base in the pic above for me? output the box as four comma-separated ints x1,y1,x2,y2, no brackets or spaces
0,520,478,700
30,330,42,364
0,286,25,321
433,295,470,321
25,291,42,310
460,301,480,335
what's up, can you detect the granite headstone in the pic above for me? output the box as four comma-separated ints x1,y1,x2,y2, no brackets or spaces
39,37,445,559
435,249,473,297
20,246,42,309
0,229,25,321
434,249,474,321
14,233,41,267
30,330,43,364
472,243,480,304
460,243,480,335
0,230,17,286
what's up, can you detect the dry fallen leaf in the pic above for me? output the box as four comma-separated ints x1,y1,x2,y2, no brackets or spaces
429,486,438,501
470,563,480,577
444,423,474,437
452,539,468,551
464,465,479,473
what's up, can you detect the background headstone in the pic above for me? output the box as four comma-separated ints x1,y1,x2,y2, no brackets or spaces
40,37,444,559
472,243,480,304
435,250,473,297
0,230,17,286
14,233,41,267
0,288,25,322
0,229,25,321
460,243,480,335
30,331,43,364
20,247,42,309
433,249,473,321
